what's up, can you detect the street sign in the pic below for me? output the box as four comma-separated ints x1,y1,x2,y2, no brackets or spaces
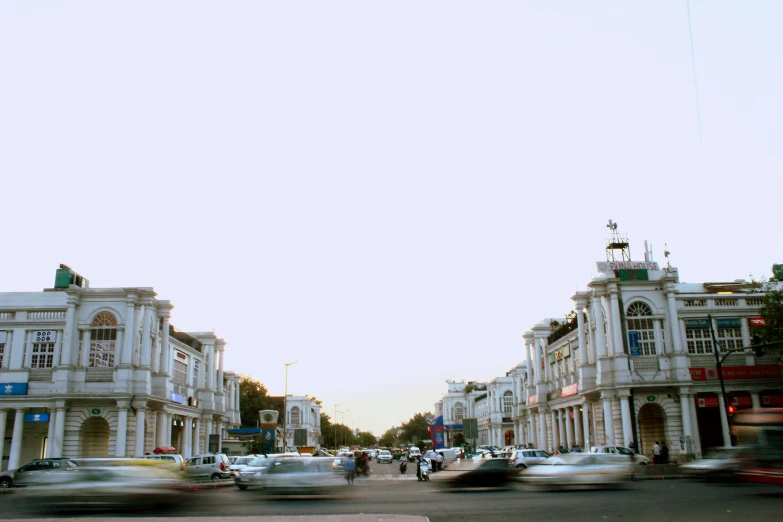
425,413,436,425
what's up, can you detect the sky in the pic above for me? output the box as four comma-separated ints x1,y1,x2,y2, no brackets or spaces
1,1,781,436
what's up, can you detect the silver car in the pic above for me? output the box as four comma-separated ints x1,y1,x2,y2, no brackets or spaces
236,456,345,495
509,449,551,469
520,454,635,487
0,458,79,488
681,447,749,480
590,446,650,465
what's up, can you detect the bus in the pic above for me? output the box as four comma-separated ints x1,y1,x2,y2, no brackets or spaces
732,408,783,485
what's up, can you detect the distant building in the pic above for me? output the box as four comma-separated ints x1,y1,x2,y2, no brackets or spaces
0,265,241,471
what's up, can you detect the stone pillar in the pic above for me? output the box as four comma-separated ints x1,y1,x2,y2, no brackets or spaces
523,332,535,383
665,284,683,352
0,410,8,465
183,417,192,458
565,408,575,449
194,418,202,455
134,408,146,456
121,295,137,366
80,329,91,368
44,409,57,458
159,309,171,375
59,295,79,367
582,403,591,449
608,284,625,356
235,380,241,414
680,391,693,454
541,338,552,382
557,410,566,450
8,409,25,470
217,343,225,393
156,411,167,448
206,345,215,390
574,406,584,447
574,294,589,363
592,295,608,358
116,404,129,457
602,395,615,445
52,406,66,457
751,392,761,409
717,395,732,447
688,398,703,457
619,394,633,447
140,302,153,368
550,411,559,451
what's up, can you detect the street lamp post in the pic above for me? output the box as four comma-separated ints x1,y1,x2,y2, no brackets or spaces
284,360,298,451
333,403,342,450
337,409,349,447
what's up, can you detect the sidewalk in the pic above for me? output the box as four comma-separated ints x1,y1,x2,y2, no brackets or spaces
7,518,428,522
637,463,686,480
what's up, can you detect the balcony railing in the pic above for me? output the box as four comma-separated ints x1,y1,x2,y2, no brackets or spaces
27,310,66,320
28,369,53,382
85,368,115,382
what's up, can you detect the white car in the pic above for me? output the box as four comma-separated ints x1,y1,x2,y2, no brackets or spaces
376,450,393,464
509,449,551,469
589,446,650,465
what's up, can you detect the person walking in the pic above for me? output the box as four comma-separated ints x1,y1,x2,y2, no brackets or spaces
652,441,662,464
661,441,669,464
344,457,356,484
436,451,444,472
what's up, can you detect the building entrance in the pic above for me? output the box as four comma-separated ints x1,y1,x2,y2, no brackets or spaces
637,403,666,458
79,416,110,457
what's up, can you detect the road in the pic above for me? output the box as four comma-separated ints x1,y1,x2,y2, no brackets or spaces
1,461,781,521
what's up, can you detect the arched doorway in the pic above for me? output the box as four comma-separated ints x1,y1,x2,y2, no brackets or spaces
504,430,515,446
695,393,723,449
637,403,666,459
79,416,110,457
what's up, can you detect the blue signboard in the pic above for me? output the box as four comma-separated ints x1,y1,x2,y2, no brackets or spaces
168,391,184,404
2,383,28,396
629,331,640,356
684,318,711,329
261,429,276,454
24,413,50,423
716,318,741,328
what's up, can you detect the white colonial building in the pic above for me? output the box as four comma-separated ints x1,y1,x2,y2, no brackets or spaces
0,265,241,471
282,395,322,451
438,234,782,462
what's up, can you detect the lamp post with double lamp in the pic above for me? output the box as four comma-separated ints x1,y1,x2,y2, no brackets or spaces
333,403,342,451
337,409,350,447
284,360,298,452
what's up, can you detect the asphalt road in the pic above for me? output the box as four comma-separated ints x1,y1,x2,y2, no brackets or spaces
1,461,781,521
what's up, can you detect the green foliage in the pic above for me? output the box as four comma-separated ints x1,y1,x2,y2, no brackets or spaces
239,375,272,428
399,412,432,446
320,412,358,449
378,426,398,448
548,310,578,343
750,274,783,361
453,432,465,446
357,431,378,447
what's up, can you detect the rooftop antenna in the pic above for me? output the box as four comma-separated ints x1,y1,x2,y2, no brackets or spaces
664,243,672,270
605,219,631,262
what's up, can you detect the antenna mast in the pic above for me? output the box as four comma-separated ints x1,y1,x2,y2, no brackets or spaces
605,219,631,262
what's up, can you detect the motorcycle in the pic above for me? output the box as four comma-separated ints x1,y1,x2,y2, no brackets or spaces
399,460,408,474
418,460,430,482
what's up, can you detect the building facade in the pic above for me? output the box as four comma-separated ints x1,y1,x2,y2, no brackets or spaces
282,395,322,451
437,244,782,461
0,266,241,471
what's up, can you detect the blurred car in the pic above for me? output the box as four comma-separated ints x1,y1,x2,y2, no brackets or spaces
236,456,345,495
0,458,79,488
590,446,650,465
471,449,493,461
509,449,551,469
364,449,377,459
141,453,185,472
229,456,259,477
377,450,393,464
441,458,516,490
184,453,231,480
681,447,749,481
519,454,635,487
21,459,190,512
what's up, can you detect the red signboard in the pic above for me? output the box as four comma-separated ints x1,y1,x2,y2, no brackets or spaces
731,396,753,407
689,365,780,381
561,383,579,397
762,394,783,406
748,317,767,327
697,397,719,408
689,368,707,381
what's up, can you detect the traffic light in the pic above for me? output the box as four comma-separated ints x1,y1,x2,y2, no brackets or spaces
727,404,737,415
752,334,766,357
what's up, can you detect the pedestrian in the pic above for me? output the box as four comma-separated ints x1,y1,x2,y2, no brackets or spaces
436,451,444,472
652,441,661,464
661,441,669,464
415,456,422,481
344,457,356,484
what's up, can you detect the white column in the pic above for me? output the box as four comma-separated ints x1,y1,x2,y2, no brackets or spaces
665,285,683,353
52,407,66,457
717,395,732,447
680,392,693,453
159,312,171,375
8,409,25,470
217,344,225,393
602,396,615,445
121,295,137,366
59,296,78,366
524,333,535,383
182,417,192,458
582,403,591,449
593,296,608,357
550,411,559,450
206,345,215,390
573,406,584,447
116,406,129,457
156,411,167,448
194,418,202,455
565,408,575,449
751,392,761,409
134,408,146,456
557,410,566,450
574,295,589,363
79,329,91,367
45,410,57,457
608,286,625,356
542,339,552,382
688,398,702,457
0,410,8,465
235,380,240,413
620,395,633,447
140,304,153,368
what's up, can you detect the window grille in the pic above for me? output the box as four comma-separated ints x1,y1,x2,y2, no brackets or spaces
626,302,656,355
502,391,513,415
192,359,200,387
686,329,713,354
31,343,55,368
0,343,4,369
454,403,464,423
290,406,301,424
90,312,118,368
173,359,187,384
717,328,742,352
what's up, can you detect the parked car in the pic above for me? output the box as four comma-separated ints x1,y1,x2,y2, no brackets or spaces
184,453,231,480
436,448,458,468
589,446,650,465
0,458,79,488
229,456,259,477
519,454,635,487
377,450,393,464
509,449,551,469
141,453,185,472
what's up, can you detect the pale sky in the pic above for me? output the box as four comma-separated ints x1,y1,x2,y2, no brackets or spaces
1,1,781,435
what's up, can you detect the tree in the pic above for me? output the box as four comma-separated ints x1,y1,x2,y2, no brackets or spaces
357,431,377,447
239,375,272,428
378,426,398,448
399,412,432,447
750,272,783,362
452,432,465,446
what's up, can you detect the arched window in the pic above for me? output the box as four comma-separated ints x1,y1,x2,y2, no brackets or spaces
290,406,301,425
89,312,118,367
453,402,464,424
502,391,513,415
626,302,656,356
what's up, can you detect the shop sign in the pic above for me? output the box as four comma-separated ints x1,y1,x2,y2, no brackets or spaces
629,331,640,356
697,397,719,408
731,396,752,407
685,318,711,329
562,383,578,397
647,396,656,402
689,368,707,381
555,351,563,362
528,395,538,405
90,408,101,415
762,394,783,406
563,345,571,358
168,391,185,404
24,413,50,423
502,417,512,423
748,317,767,327
716,318,741,328
2,383,28,395
618,269,649,281
549,353,556,364
596,261,660,272
720,365,781,380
